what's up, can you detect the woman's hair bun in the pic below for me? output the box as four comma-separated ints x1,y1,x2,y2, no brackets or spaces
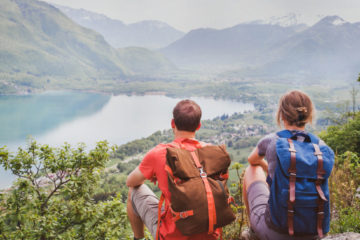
276,90,314,127
295,107,307,113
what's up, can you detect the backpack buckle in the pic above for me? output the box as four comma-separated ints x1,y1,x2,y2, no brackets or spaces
316,178,324,184
287,209,294,216
199,168,207,178
180,212,188,218
288,147,296,153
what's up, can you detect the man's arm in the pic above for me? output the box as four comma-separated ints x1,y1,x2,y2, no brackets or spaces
248,147,268,173
126,166,146,187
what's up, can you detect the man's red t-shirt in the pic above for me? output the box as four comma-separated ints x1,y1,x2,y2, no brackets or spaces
139,137,220,240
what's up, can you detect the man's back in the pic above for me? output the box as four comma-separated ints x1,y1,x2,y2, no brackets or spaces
126,99,227,240
139,138,220,240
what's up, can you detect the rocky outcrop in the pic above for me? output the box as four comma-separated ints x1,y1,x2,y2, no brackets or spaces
323,232,360,240
240,229,360,240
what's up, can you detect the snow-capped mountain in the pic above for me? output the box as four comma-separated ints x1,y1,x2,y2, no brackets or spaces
161,15,360,81
248,13,306,27
313,15,349,27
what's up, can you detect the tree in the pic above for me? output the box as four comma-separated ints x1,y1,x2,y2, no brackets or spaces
350,85,359,117
319,112,360,156
0,140,132,239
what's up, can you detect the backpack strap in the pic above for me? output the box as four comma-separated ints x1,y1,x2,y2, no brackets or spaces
313,143,328,238
287,138,297,236
190,151,217,234
277,130,320,144
169,207,194,222
165,165,183,185
277,130,293,138
156,193,165,240
155,194,191,240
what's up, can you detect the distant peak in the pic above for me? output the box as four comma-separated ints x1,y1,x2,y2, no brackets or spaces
54,4,112,22
246,13,306,27
318,16,347,26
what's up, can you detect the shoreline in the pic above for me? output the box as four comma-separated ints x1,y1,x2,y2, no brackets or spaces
0,87,253,104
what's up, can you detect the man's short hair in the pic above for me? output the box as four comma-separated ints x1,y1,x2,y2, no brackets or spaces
173,100,202,132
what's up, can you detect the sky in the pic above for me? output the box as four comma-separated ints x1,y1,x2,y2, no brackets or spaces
43,0,360,32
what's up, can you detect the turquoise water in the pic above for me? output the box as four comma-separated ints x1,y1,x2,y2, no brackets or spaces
0,92,254,188
0,91,110,145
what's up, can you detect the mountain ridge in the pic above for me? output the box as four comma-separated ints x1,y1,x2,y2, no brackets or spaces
54,4,185,49
161,15,360,82
0,0,176,93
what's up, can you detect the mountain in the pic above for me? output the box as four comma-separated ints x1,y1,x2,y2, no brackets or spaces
54,4,185,49
161,15,360,82
251,16,360,81
248,13,308,31
160,23,297,68
0,0,176,92
117,47,175,75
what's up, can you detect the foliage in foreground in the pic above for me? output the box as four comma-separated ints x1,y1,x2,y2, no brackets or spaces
328,152,360,233
222,163,248,239
0,141,132,240
320,112,360,155
320,112,360,233
0,110,359,239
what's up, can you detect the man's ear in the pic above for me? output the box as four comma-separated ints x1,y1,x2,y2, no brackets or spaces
196,122,201,131
171,119,176,129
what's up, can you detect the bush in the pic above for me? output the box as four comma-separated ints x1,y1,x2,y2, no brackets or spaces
329,151,360,233
319,112,360,155
0,140,133,239
223,163,248,239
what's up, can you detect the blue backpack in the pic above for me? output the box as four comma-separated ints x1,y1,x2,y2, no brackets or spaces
268,130,334,237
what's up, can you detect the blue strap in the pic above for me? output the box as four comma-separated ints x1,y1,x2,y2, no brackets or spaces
276,130,319,144
276,130,293,138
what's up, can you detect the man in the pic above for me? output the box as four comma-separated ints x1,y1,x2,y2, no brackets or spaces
126,99,221,240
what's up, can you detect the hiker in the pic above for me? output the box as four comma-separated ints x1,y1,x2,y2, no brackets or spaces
126,99,235,240
244,90,334,240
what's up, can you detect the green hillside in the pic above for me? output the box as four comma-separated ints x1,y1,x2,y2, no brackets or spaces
117,47,176,76
0,0,175,93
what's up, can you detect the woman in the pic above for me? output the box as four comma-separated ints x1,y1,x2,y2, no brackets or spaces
243,90,331,240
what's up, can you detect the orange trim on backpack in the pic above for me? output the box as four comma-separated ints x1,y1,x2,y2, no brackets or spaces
164,165,174,176
164,165,182,184
218,228,223,240
170,207,194,222
190,151,217,234
220,172,229,180
156,194,165,240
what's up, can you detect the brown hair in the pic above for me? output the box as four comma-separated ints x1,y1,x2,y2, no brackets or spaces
276,90,315,127
173,99,202,132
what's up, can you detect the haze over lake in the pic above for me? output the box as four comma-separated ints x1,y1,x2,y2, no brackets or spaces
0,91,254,188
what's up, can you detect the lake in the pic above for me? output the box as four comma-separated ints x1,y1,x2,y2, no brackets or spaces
0,91,254,188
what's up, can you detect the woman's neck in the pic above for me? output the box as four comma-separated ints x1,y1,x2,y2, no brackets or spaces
283,122,305,131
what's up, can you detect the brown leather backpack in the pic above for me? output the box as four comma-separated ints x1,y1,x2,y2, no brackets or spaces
156,142,236,238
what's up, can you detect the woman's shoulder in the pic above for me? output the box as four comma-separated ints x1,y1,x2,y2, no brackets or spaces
257,132,278,155
259,132,279,143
